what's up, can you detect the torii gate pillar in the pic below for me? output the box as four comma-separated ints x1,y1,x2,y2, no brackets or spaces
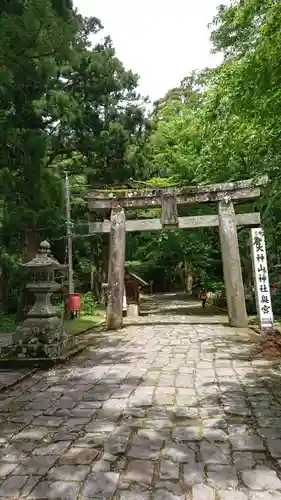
106,206,126,330
218,197,248,328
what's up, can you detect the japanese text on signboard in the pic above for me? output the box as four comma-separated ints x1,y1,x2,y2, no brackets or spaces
251,228,273,329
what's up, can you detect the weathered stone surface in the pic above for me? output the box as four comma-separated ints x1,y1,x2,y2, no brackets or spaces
85,419,116,433
21,476,41,498
266,439,281,458
259,428,281,439
32,441,71,456
75,433,104,448
203,428,228,441
192,484,216,500
102,398,126,420
242,470,281,490
154,481,183,496
119,491,150,500
52,430,76,442
152,490,183,500
121,459,154,487
249,493,281,499
58,447,99,465
127,445,160,460
104,435,129,455
27,479,80,499
12,455,57,475
172,426,201,441
91,457,111,472
64,417,90,429
199,442,231,465
0,443,35,460
183,463,204,485
12,426,48,442
219,492,248,500
47,464,90,481
162,442,196,463
230,435,265,451
32,416,64,427
1,300,281,499
0,475,29,498
82,472,119,498
160,459,179,480
207,465,239,489
233,451,256,468
0,462,19,476
130,387,154,406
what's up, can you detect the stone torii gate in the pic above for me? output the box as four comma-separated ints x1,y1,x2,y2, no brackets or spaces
86,176,268,330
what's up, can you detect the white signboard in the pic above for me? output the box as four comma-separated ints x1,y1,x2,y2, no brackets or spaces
250,227,274,330
123,288,127,312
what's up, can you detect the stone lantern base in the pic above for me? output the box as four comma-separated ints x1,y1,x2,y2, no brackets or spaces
0,241,85,366
0,316,81,366
18,316,75,358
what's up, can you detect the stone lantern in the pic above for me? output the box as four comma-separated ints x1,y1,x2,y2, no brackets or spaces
15,240,73,359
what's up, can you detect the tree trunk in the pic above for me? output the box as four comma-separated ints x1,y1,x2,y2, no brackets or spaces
17,229,38,321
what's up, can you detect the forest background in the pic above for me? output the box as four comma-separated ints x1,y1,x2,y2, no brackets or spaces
1,0,281,327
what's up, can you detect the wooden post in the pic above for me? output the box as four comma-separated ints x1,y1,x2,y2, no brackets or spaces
106,205,126,330
218,197,248,327
161,194,178,228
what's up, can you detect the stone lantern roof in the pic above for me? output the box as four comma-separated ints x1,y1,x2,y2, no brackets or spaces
23,240,66,270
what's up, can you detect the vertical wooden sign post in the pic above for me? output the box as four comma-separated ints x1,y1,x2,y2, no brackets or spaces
250,227,274,330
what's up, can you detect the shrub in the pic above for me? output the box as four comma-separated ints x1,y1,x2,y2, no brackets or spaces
200,279,225,294
54,292,99,317
245,290,257,315
271,283,281,316
80,292,98,316
0,313,17,333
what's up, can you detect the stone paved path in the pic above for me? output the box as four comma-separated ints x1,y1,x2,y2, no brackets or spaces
0,370,33,392
0,315,281,499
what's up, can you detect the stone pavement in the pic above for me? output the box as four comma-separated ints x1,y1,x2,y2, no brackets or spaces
0,370,33,392
0,318,281,499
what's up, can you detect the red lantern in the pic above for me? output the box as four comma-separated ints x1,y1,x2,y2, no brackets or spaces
67,293,81,311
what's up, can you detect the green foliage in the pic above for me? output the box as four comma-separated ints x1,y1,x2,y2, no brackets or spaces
0,2,151,310
0,313,17,334
144,177,179,187
126,225,222,292
271,287,281,316
3,0,281,309
79,292,98,316
142,0,281,292
200,279,224,294
67,314,103,335
55,292,99,317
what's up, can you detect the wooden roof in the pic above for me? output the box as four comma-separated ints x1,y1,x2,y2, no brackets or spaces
125,270,148,286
